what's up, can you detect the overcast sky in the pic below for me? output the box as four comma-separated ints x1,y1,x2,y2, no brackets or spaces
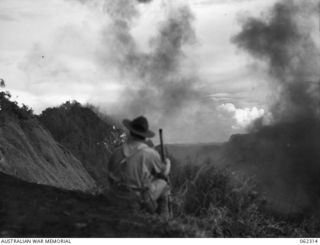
0,0,279,143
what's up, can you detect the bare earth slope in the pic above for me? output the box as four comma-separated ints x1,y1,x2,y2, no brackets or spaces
38,102,124,189
0,119,96,193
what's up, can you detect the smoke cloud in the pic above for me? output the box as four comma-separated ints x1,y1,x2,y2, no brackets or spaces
217,103,265,129
123,6,199,118
101,0,199,115
88,0,215,142
231,0,320,213
232,0,320,123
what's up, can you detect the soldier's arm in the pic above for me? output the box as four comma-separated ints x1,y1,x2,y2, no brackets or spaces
148,149,171,178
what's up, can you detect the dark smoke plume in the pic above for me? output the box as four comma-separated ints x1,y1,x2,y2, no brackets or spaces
232,0,320,123
97,0,210,142
231,0,320,213
69,0,223,143
103,1,199,115
123,6,199,118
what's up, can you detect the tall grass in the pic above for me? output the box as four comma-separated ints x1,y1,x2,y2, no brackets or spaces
169,157,320,237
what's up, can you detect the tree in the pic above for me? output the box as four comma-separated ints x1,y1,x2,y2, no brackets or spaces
0,79,5,88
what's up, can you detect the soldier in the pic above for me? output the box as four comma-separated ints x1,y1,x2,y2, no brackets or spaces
107,116,171,218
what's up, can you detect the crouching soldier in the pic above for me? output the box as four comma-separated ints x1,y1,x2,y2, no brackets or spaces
107,116,172,218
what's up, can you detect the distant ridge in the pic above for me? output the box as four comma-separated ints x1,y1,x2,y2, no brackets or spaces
166,142,225,167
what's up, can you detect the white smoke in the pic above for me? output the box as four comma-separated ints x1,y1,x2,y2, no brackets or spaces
217,103,265,129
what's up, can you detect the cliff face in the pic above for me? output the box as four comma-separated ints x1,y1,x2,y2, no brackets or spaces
0,119,97,193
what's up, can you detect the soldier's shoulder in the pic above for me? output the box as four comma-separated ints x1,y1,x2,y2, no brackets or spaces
141,146,160,158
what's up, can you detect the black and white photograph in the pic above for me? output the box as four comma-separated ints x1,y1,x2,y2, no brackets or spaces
0,0,320,240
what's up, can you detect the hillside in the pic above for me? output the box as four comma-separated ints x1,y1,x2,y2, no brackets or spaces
168,119,320,215
38,101,125,189
215,120,320,214
0,92,96,192
0,172,204,237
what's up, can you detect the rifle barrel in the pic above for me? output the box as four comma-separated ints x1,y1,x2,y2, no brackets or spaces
159,129,165,162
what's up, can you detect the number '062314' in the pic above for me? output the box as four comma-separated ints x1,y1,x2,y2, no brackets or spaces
300,239,318,243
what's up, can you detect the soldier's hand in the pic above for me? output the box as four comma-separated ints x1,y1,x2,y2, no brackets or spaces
165,158,171,166
164,158,171,176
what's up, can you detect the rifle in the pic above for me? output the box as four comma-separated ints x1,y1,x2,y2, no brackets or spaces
159,129,173,218
159,129,165,162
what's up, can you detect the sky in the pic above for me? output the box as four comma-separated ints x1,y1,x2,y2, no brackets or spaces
0,0,280,143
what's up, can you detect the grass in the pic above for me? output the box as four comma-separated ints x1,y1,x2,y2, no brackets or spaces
168,158,320,237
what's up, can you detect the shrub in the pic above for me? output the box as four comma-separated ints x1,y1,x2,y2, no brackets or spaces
169,160,320,237
0,91,34,122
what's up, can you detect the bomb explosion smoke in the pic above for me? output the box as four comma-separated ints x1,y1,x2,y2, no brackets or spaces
87,0,220,143
233,0,320,123
102,0,200,117
231,0,320,212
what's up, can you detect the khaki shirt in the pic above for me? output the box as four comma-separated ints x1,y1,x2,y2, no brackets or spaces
108,139,166,189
